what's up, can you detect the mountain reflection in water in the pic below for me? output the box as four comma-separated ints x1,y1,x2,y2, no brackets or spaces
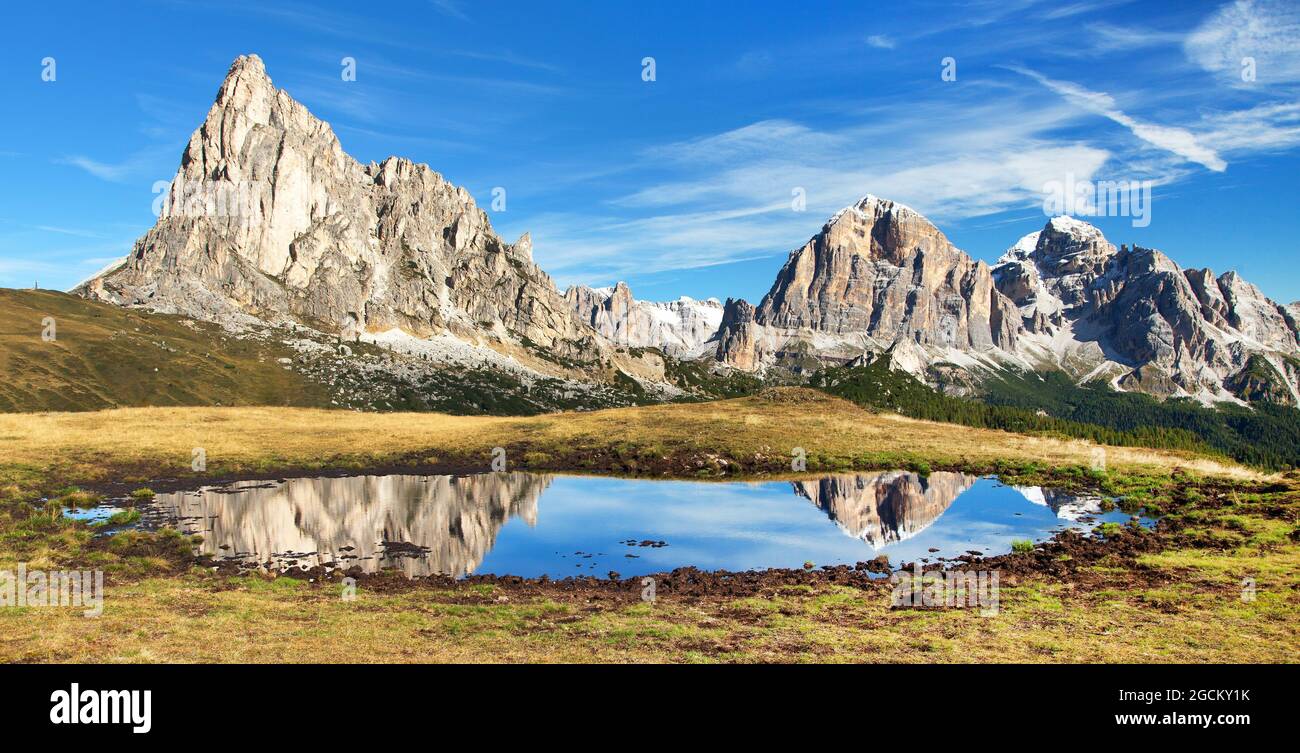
792,471,977,546
153,473,551,577
148,471,1130,578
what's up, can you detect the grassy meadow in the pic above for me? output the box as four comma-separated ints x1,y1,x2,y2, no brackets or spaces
0,391,1295,663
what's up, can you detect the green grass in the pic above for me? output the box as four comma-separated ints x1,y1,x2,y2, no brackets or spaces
95,508,141,527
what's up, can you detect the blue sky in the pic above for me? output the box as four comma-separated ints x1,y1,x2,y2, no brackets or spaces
2,0,1298,305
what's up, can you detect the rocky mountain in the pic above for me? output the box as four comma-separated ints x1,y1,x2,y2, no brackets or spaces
74,55,662,388
994,216,1300,402
565,281,722,356
712,195,1300,404
1011,486,1107,522
712,195,1019,377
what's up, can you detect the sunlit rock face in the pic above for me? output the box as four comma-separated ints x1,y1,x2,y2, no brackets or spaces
565,282,723,357
790,471,977,547
713,196,1019,374
73,55,607,370
152,472,551,577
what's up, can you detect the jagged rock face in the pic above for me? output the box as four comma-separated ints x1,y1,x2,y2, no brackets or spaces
1224,355,1298,405
75,55,603,367
564,281,722,356
713,195,1019,374
791,471,976,547
995,216,1300,401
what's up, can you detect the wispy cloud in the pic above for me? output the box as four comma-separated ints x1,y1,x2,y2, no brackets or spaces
1084,22,1184,52
1198,101,1300,153
35,225,104,238
865,34,895,49
55,156,130,181
54,149,177,183
1040,0,1135,21
429,0,469,22
1006,65,1227,171
1186,0,1300,85
443,49,561,73
525,90,1116,285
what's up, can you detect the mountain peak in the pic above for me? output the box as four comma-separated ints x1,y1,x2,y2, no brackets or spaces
564,281,724,355
227,53,267,77
1036,215,1115,263
826,193,922,229
743,189,1016,356
1046,215,1103,238
78,53,611,374
998,231,1041,264
215,54,275,105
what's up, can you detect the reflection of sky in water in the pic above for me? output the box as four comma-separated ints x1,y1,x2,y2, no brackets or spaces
147,472,1150,579
63,505,117,523
478,475,1142,578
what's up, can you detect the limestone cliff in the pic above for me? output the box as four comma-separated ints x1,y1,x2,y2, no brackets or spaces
75,55,611,375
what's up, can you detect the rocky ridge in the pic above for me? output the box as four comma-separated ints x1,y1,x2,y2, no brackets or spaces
711,195,1019,381
791,471,977,547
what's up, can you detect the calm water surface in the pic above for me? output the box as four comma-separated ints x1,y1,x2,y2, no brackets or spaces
141,471,1147,578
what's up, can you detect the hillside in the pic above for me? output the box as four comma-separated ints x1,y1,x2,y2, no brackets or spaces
810,356,1300,470
0,289,331,412
0,289,765,415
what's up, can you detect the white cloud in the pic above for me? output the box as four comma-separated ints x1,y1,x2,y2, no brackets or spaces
56,156,133,182
865,34,896,49
35,225,104,238
1186,0,1300,85
1008,66,1228,171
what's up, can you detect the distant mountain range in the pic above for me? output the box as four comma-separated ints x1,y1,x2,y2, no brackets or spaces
710,196,1300,405
73,55,1300,411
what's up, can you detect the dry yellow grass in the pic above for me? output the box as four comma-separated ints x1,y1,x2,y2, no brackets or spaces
0,390,1260,484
